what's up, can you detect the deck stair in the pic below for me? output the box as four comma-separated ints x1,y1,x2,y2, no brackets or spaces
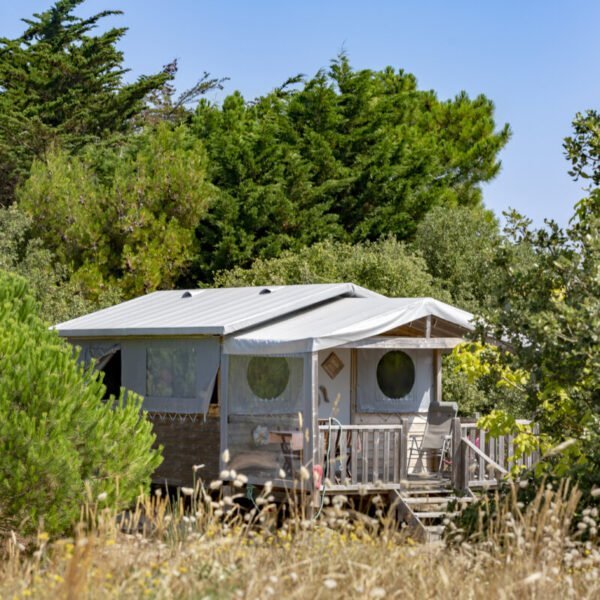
393,480,474,542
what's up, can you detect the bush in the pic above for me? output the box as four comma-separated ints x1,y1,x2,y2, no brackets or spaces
0,271,161,536
214,238,452,300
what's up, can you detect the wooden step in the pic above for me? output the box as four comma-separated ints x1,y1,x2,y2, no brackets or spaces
414,511,460,519
402,495,456,504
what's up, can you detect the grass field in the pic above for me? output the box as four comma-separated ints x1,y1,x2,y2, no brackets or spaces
2,480,599,599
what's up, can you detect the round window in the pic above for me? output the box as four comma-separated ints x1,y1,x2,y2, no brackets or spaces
247,357,290,399
376,351,415,399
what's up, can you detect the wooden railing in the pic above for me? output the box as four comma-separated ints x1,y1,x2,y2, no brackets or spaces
315,418,541,492
453,419,540,489
317,421,407,488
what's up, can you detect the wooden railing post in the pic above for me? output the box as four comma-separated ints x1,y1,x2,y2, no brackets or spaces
400,417,408,484
451,417,464,490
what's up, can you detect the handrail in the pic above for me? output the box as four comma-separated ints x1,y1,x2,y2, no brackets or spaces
461,436,509,477
460,419,532,428
317,423,404,431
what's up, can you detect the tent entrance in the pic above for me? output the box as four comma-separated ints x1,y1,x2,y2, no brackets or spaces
101,350,122,400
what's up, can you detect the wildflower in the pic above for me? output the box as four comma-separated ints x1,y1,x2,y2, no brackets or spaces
181,487,194,497
222,449,230,463
323,578,337,589
97,492,108,502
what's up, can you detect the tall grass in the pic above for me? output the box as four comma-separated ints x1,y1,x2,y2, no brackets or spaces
2,478,600,599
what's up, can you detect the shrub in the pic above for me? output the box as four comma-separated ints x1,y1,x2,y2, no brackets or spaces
0,271,161,536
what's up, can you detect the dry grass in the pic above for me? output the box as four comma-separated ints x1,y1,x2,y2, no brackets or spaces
2,479,600,599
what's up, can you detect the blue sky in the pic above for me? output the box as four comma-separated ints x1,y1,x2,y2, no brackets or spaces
2,0,599,227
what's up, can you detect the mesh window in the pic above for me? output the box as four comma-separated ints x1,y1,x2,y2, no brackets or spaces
229,355,304,415
357,349,430,413
376,351,415,398
147,346,197,398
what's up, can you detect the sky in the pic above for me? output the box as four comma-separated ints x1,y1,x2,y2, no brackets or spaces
1,0,599,227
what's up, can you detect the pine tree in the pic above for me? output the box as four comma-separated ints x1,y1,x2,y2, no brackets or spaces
0,0,169,205
0,270,161,535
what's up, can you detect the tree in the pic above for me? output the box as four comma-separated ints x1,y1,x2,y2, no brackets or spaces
0,271,161,535
0,206,121,324
462,111,599,476
0,0,169,205
17,124,213,299
192,54,510,279
564,109,600,186
413,205,505,312
214,237,451,300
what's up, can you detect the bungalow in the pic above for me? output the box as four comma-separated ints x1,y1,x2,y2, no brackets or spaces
55,283,535,506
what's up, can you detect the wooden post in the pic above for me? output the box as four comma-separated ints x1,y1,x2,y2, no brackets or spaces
433,349,442,405
219,352,229,474
460,440,469,490
451,417,464,490
400,417,409,485
303,352,319,490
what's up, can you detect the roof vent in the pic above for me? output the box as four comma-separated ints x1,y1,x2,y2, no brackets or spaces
181,290,204,298
259,288,272,295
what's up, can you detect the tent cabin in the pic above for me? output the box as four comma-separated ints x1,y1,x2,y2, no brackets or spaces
54,283,476,492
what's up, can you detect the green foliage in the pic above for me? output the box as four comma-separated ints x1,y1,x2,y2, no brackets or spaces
0,205,121,323
564,110,600,186
192,54,509,278
443,343,529,418
18,124,212,299
414,206,503,311
0,271,161,535
463,112,600,479
0,0,170,205
214,237,451,300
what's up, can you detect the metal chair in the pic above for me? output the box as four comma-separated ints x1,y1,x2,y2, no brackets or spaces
409,402,458,473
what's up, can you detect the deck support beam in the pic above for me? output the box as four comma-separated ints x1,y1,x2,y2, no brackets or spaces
433,349,442,405
303,352,319,508
400,417,409,486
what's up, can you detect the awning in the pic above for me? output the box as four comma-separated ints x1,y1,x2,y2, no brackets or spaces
223,297,473,355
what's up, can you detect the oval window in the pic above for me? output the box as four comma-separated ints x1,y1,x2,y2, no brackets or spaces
247,357,290,399
376,351,415,399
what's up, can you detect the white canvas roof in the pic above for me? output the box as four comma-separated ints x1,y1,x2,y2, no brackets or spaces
223,297,474,355
54,283,378,337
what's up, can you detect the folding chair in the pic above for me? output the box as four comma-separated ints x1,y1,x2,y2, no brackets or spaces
409,402,458,473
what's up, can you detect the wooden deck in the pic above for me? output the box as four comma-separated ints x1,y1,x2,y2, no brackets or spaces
314,418,540,540
316,418,540,494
